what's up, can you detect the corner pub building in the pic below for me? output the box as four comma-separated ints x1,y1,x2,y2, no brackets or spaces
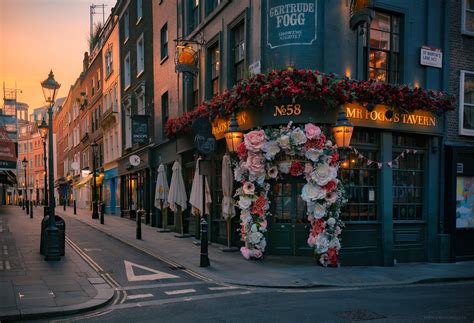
153,0,454,266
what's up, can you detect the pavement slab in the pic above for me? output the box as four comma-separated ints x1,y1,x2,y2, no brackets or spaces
0,206,114,321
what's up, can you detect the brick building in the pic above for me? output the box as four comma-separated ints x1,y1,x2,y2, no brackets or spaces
444,0,474,261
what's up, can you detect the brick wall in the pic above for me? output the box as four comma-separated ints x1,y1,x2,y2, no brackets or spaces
447,0,474,143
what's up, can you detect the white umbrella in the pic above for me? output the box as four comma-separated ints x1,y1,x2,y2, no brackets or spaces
189,158,212,216
221,154,235,220
167,161,187,212
154,164,169,208
155,164,169,232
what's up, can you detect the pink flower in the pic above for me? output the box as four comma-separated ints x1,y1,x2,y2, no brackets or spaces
252,249,263,259
245,153,266,177
305,123,321,140
307,234,316,247
244,130,266,152
260,220,268,231
240,246,251,260
243,182,255,195
304,162,314,174
268,166,278,179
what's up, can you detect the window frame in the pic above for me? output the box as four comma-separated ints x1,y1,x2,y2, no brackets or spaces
207,40,220,98
364,10,402,84
462,0,474,35
136,34,145,76
160,23,169,61
231,20,246,85
123,10,130,43
459,70,474,136
124,52,131,90
161,91,169,139
136,0,143,24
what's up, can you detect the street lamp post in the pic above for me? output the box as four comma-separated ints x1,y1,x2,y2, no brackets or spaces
38,117,48,217
22,157,29,215
41,70,61,261
90,141,99,220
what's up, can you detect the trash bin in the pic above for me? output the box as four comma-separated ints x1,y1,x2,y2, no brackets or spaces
40,215,66,256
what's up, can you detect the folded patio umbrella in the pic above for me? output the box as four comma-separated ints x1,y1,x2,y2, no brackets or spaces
189,158,212,216
221,154,235,220
167,161,187,212
154,164,169,209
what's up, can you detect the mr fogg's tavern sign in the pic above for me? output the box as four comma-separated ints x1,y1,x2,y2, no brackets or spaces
267,0,317,48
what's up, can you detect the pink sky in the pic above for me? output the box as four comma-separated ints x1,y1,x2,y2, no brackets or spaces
0,0,116,110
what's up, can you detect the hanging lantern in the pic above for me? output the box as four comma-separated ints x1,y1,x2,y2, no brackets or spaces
224,113,244,153
332,105,354,149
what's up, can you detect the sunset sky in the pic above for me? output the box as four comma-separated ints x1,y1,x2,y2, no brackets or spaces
0,0,116,110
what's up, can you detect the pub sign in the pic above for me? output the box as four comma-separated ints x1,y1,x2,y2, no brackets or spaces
267,0,317,48
131,115,149,145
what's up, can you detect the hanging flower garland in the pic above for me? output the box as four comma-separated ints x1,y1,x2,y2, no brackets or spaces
165,69,455,138
233,122,347,267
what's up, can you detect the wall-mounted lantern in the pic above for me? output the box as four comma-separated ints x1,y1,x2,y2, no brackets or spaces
332,105,354,149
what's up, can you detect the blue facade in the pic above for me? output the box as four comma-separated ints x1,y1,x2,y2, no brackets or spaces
104,168,120,215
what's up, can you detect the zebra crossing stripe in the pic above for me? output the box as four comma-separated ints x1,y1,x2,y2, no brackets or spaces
208,286,240,291
164,289,196,295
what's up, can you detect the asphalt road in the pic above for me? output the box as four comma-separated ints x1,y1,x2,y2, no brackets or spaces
39,216,474,323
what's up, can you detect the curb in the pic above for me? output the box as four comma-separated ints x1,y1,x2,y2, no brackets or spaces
56,211,474,290
0,279,115,322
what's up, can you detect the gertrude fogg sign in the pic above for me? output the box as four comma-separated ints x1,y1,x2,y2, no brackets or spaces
267,0,317,48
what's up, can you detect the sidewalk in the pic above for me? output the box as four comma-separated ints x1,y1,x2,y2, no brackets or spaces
0,206,114,321
57,206,474,289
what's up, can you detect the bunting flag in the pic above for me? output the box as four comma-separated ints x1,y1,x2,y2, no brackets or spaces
348,147,418,170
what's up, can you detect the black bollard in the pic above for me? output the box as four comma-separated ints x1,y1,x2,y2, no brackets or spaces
63,200,66,211
73,200,77,215
100,203,105,225
136,211,142,240
200,217,210,267
30,201,33,218
26,199,29,215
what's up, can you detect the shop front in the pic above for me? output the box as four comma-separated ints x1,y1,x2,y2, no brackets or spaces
103,166,120,215
118,148,153,224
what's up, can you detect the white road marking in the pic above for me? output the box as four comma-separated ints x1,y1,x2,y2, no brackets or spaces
126,293,154,300
124,260,179,282
5,261,11,270
164,289,196,296
208,286,240,291
119,281,205,291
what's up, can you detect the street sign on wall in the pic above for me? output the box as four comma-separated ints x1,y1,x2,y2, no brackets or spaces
0,127,16,170
420,46,443,68
131,115,149,145
267,0,318,48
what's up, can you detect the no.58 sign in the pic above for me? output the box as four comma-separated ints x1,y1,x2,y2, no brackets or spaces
273,103,302,116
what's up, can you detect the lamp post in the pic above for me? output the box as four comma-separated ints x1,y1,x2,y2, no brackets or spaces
41,70,61,261
332,105,354,159
90,141,99,220
38,117,48,217
22,157,29,215
224,113,244,153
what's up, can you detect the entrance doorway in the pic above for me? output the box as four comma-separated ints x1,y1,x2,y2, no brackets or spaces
268,179,312,256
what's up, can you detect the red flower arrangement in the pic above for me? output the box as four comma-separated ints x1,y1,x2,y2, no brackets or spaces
165,69,455,138
289,162,305,177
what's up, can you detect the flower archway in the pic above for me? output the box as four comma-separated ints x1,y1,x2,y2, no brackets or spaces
234,122,346,267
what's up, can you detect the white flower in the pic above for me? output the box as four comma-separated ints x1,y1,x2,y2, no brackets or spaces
290,127,307,145
240,210,251,223
305,149,323,162
262,141,280,160
327,217,336,226
238,196,252,210
313,203,326,219
301,183,326,202
315,233,330,254
278,161,291,174
329,237,341,250
249,231,263,244
277,135,290,149
312,164,337,186
251,224,258,232
256,238,267,250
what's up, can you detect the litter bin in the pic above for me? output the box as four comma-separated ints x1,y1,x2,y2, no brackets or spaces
40,215,66,256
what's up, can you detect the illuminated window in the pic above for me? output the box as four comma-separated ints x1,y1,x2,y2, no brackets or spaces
462,0,474,35
459,70,474,136
364,11,400,83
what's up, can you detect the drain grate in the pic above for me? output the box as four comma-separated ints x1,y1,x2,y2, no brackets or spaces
336,310,386,321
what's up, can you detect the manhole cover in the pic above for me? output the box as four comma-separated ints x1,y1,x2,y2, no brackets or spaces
336,310,386,321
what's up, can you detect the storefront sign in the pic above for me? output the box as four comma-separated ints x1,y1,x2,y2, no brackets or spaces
262,99,335,126
131,115,149,145
212,111,252,139
267,0,317,48
0,127,16,170
420,46,443,68
345,103,443,135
